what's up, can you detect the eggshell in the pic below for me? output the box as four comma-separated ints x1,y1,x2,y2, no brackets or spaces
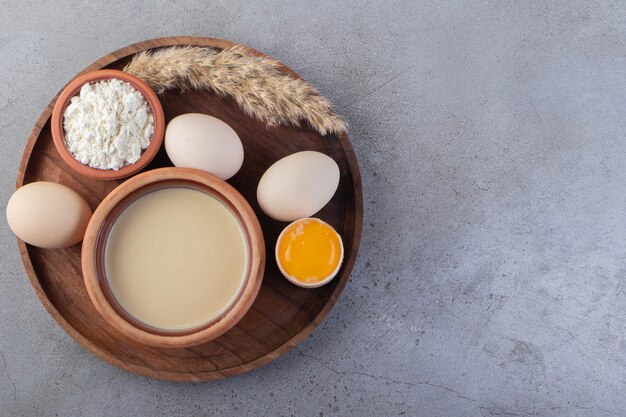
164,113,244,180
6,182,92,249
257,151,340,222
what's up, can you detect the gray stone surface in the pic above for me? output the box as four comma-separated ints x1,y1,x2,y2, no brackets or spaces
1,0,625,415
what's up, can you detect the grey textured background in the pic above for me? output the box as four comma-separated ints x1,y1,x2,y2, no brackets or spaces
1,1,625,416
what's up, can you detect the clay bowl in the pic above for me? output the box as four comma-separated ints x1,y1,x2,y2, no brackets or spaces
81,167,265,348
51,69,165,180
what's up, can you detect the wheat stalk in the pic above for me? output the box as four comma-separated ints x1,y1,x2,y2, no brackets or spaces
123,46,347,136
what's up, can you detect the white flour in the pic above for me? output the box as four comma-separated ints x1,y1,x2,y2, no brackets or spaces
63,78,154,170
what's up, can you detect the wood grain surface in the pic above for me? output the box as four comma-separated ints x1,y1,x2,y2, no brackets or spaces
16,36,363,381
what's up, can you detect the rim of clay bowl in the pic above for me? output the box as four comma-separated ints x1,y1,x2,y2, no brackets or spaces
51,69,165,180
81,167,265,348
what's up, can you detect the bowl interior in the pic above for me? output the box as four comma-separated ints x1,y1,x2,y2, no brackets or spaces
94,179,253,336
51,69,165,180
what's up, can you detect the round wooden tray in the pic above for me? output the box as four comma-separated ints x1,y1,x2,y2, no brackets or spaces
16,36,362,381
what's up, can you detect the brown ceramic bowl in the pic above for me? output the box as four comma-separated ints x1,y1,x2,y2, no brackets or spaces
81,167,265,348
51,69,165,180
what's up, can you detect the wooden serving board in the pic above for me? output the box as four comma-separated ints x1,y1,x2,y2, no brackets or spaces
16,37,362,381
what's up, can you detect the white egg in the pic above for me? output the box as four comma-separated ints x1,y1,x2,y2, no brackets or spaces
6,182,92,249
257,151,340,222
164,113,244,180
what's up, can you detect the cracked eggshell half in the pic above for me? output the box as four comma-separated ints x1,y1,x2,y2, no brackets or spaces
164,113,244,180
257,151,340,222
6,182,92,249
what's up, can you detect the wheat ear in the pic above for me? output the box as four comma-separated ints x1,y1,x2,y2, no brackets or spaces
123,46,347,136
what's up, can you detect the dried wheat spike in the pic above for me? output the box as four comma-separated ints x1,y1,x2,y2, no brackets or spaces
123,46,347,136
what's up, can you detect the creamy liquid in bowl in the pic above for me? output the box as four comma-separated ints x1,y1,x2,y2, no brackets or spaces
104,187,248,332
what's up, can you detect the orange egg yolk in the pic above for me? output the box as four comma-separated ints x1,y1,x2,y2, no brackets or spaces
277,219,342,284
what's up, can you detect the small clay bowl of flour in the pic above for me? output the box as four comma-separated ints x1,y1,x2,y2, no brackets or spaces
51,69,165,180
